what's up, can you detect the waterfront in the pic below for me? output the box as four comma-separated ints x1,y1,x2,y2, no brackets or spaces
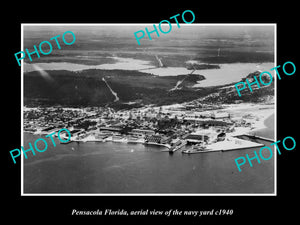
23,103,275,194
23,131,274,194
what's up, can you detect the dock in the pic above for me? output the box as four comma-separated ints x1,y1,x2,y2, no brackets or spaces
234,134,274,142
145,142,171,149
182,137,265,154
168,140,187,153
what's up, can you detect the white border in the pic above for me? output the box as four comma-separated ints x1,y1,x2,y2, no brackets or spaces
21,24,24,195
21,23,277,196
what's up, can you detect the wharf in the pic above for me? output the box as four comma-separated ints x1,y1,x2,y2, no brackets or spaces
145,142,171,149
182,137,264,154
240,134,274,142
168,140,187,153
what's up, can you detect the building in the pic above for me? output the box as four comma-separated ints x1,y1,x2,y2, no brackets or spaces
170,138,182,147
217,132,226,141
145,135,162,143
184,133,209,144
130,129,155,136
211,112,230,119
99,126,123,132
184,130,218,145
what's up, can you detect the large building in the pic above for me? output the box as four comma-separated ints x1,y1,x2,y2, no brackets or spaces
185,134,209,144
145,134,172,144
130,129,155,136
184,130,217,144
211,112,230,119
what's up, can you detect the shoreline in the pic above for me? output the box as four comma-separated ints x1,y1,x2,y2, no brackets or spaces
24,102,275,153
248,113,274,139
222,103,275,139
24,131,270,154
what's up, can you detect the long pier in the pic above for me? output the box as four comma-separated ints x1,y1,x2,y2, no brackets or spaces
236,134,274,142
182,137,265,154
145,142,171,149
182,143,264,154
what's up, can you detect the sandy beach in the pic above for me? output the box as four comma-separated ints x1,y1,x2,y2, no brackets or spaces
249,113,275,139
222,103,275,139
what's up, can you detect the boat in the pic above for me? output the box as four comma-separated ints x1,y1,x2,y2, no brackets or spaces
169,140,187,152
59,135,72,144
182,143,208,154
104,136,113,142
193,143,207,151
182,148,211,154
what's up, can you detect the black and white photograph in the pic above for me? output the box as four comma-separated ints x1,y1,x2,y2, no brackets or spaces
21,24,276,195
4,4,298,224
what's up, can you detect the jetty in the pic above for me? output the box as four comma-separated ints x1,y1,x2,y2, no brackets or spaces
242,134,274,142
145,142,171,149
168,140,187,153
182,137,264,154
